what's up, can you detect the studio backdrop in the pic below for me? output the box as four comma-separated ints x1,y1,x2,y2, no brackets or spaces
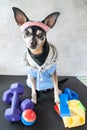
0,0,87,76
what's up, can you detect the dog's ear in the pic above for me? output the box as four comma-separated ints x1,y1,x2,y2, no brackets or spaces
42,12,60,28
12,7,29,26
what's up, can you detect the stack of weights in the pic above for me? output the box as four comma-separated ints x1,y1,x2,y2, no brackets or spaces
2,83,37,126
21,98,36,126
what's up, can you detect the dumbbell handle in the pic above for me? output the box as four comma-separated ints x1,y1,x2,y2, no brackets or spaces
11,92,19,108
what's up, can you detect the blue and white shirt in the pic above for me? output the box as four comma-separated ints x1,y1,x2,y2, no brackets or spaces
24,43,58,91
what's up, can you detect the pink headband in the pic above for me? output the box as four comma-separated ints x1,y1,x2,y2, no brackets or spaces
20,21,50,32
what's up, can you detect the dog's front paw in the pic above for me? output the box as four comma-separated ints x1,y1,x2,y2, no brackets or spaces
58,89,62,95
54,97,59,104
31,93,37,104
54,89,62,104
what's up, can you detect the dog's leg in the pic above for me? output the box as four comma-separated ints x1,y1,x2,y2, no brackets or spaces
29,77,37,104
52,71,62,104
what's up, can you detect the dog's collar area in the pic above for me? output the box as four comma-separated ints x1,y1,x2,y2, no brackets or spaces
28,41,49,66
26,43,57,71
20,21,50,32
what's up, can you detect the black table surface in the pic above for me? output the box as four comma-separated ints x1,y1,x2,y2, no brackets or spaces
0,75,87,130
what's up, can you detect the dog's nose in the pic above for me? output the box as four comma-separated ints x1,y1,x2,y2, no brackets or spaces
31,41,37,46
31,41,37,49
31,37,37,46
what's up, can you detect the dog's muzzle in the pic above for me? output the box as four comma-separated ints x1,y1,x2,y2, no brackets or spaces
30,42,37,49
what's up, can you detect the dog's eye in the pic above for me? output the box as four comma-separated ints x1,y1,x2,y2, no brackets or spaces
37,33,43,38
26,31,32,36
23,31,32,38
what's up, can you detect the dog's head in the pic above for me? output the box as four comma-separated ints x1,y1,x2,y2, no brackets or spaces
12,7,60,54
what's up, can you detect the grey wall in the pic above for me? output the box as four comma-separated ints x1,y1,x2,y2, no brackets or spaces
0,0,87,76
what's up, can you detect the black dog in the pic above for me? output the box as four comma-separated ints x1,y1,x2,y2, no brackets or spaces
12,7,62,104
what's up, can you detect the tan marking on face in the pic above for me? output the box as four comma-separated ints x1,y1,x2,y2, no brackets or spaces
28,28,32,34
29,47,43,55
36,30,42,35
